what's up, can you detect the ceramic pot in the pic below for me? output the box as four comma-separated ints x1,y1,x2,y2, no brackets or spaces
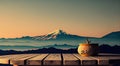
77,43,99,56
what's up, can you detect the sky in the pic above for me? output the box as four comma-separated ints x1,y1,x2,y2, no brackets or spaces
0,0,120,38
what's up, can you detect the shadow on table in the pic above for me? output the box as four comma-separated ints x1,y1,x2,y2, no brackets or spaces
0,64,12,66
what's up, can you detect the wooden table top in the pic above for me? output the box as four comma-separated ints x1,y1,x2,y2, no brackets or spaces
0,53,120,66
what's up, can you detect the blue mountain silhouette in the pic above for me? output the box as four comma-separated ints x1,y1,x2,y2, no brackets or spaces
102,31,120,39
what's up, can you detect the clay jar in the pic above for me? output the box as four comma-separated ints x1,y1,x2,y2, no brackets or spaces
77,43,99,56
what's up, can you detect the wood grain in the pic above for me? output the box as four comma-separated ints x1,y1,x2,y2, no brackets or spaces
27,54,48,65
10,54,38,65
91,56,109,65
0,54,25,64
108,56,120,64
73,54,97,65
43,54,61,65
0,53,120,66
63,54,80,65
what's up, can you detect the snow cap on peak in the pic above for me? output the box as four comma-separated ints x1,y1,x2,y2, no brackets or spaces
48,29,66,35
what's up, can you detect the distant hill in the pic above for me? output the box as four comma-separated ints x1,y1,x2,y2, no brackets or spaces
43,44,77,49
0,44,120,55
102,31,120,39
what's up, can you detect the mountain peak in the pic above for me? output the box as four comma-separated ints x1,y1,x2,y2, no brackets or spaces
33,29,85,40
48,29,66,35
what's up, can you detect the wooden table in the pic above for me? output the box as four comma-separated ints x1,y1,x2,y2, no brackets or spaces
0,53,120,66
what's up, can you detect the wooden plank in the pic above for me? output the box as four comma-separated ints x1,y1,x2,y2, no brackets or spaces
26,54,48,65
9,54,32,65
91,56,109,65
10,54,38,65
0,55,13,58
0,54,25,64
1,53,120,66
43,54,61,65
73,54,97,65
10,54,35,65
108,56,120,64
99,53,120,56
95,56,120,64
63,54,80,65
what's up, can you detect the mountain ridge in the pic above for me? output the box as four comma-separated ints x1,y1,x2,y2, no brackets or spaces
0,30,120,40
102,31,120,39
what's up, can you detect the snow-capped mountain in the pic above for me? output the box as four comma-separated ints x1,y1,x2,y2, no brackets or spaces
32,29,86,40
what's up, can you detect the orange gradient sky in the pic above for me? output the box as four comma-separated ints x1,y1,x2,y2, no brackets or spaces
0,0,120,38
